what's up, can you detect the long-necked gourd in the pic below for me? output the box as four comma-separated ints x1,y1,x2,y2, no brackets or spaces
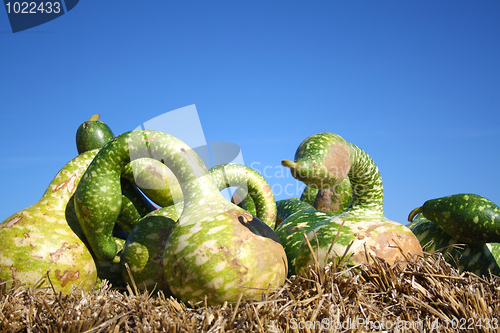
408,213,500,276
74,130,287,304
121,162,277,292
408,193,500,244
282,132,422,276
122,157,182,209
76,115,156,235
0,150,99,293
122,159,277,228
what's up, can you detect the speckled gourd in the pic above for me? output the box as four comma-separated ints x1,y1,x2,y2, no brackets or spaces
275,198,314,228
299,185,318,206
122,159,277,228
408,193,500,244
231,187,258,217
0,150,99,293
120,205,179,293
275,208,334,276
300,178,352,216
76,114,115,155
122,160,276,228
121,163,277,293
282,133,422,276
408,213,500,276
75,114,154,288
122,157,181,209
74,130,287,304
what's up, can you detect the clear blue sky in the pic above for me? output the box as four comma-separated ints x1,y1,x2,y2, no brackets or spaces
1,1,499,226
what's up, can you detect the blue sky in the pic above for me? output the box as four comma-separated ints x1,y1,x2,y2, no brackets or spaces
1,1,499,227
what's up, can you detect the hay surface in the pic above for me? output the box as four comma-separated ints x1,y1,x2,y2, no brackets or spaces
1,252,499,333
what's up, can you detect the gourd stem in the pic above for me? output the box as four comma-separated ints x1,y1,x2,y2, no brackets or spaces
407,206,423,222
281,160,296,168
89,114,100,121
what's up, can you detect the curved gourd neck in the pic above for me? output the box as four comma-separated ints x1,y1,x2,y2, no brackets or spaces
124,130,225,222
346,142,384,215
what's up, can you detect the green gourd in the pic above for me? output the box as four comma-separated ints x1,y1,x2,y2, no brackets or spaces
120,205,179,293
75,130,287,304
275,209,334,276
115,178,156,233
300,185,318,205
76,114,115,155
0,150,99,293
122,159,276,228
76,116,155,235
209,163,276,228
408,214,500,276
75,115,154,287
275,198,314,228
282,133,422,277
231,187,257,217
408,193,500,244
122,157,182,209
121,163,277,293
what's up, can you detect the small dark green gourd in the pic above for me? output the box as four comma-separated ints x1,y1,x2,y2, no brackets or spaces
76,114,115,155
75,130,287,305
282,133,422,276
408,193,500,244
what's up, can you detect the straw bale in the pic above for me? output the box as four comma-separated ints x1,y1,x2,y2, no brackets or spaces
1,251,499,333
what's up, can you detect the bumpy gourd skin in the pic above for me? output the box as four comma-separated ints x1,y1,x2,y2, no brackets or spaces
282,134,422,276
0,150,99,293
409,193,500,244
408,214,500,276
75,130,287,305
